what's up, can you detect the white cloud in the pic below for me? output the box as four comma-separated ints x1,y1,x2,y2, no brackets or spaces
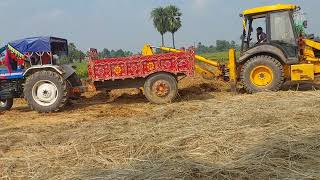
0,0,14,7
47,9,65,19
193,0,209,10
30,9,67,22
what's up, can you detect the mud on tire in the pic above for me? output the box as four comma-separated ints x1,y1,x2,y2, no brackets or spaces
67,73,82,100
24,71,69,113
144,73,178,104
240,55,284,93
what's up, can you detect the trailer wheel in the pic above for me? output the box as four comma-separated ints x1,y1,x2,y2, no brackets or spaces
144,73,178,104
0,98,13,111
24,71,69,113
241,55,284,93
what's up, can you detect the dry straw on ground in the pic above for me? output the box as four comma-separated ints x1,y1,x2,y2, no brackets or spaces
0,77,320,179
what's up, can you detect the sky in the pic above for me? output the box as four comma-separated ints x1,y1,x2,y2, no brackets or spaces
0,0,317,52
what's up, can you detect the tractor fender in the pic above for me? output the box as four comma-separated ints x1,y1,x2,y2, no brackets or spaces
24,65,64,76
238,44,292,65
24,65,76,80
60,64,76,79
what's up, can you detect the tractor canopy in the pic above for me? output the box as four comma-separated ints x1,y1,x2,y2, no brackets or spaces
0,36,69,75
8,36,68,55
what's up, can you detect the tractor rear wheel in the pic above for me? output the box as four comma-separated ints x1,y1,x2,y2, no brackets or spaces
144,73,178,104
24,71,69,113
67,73,82,100
0,98,13,111
241,55,284,93
67,73,82,87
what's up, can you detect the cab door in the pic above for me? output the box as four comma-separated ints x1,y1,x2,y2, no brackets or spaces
268,11,299,64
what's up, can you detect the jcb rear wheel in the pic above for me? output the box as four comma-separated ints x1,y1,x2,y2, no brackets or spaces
0,98,13,111
144,73,178,104
241,55,284,93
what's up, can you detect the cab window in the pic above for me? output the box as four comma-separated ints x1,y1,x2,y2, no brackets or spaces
270,11,296,44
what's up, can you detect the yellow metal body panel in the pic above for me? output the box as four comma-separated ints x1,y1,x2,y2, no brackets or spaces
314,62,320,74
228,49,237,92
242,4,298,16
142,44,155,56
242,18,247,31
228,49,237,82
159,47,182,53
159,46,221,67
304,39,320,50
302,39,320,62
194,55,220,67
195,64,215,79
291,64,314,81
304,46,315,58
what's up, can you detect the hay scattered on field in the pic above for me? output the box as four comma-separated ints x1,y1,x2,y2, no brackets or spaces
1,86,320,179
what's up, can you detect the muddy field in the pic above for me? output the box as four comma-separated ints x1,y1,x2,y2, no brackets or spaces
1,76,320,179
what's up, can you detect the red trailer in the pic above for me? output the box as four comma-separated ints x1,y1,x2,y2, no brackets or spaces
88,48,195,104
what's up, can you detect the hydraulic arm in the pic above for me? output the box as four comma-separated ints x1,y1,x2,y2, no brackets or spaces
142,44,237,84
142,44,228,80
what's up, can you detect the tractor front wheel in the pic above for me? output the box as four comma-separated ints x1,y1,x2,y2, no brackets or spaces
24,71,69,113
241,55,284,93
0,98,13,111
144,73,178,104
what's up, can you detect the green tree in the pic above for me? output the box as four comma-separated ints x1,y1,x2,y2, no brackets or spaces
68,43,85,63
151,7,169,46
216,40,231,52
166,5,182,48
114,49,125,57
59,43,85,64
195,40,240,54
99,48,111,58
196,42,208,54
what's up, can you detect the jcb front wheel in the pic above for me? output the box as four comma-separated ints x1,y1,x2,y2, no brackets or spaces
0,98,13,111
241,55,284,93
144,73,178,104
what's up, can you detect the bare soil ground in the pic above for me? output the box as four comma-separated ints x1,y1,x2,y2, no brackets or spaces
1,76,320,179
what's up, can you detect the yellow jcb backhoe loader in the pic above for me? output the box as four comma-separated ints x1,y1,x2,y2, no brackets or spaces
144,4,320,93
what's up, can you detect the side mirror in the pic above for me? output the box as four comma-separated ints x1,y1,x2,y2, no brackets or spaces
303,20,308,28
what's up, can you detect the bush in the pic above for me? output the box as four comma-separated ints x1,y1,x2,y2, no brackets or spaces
200,51,240,63
74,61,88,78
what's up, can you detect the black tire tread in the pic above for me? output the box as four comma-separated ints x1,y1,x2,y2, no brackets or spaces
67,73,82,87
24,71,69,113
67,73,82,100
0,98,13,111
240,55,284,93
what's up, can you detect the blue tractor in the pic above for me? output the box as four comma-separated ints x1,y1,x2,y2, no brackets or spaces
0,37,82,112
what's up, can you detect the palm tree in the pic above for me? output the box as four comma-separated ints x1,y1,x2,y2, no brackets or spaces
166,5,182,48
151,7,169,46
